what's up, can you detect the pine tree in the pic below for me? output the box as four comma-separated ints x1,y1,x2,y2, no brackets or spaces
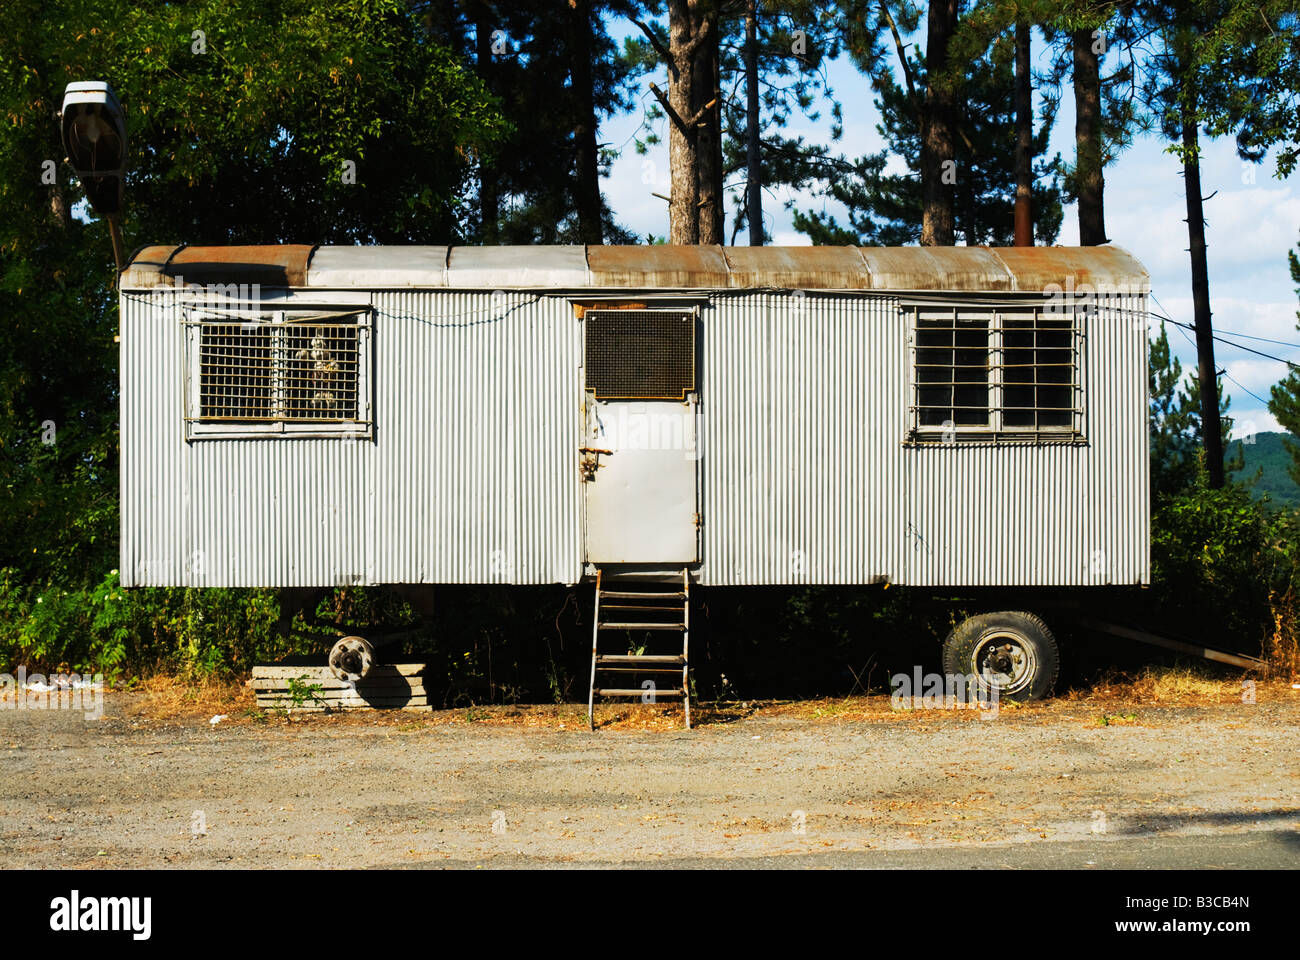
1267,237,1300,487
792,46,1063,245
1150,321,1243,499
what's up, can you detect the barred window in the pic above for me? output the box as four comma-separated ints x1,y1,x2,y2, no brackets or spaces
910,306,1083,440
915,315,990,427
186,310,370,438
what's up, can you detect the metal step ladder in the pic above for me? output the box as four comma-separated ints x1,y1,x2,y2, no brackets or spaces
587,568,690,730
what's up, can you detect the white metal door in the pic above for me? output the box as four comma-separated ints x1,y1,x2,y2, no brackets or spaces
583,398,698,563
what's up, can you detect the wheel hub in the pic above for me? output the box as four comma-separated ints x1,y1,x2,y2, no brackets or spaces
989,644,1017,674
973,631,1035,697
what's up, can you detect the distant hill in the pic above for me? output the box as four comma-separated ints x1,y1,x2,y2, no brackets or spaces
1230,431,1300,507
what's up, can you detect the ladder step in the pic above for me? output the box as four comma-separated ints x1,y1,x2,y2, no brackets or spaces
594,689,686,698
598,622,685,631
599,590,687,600
590,567,691,730
600,603,683,613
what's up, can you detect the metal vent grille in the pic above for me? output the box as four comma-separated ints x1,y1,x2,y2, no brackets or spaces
584,310,695,400
198,320,360,422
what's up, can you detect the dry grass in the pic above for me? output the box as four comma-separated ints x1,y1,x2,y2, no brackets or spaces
1266,588,1300,681
114,664,1299,729
1060,666,1291,706
122,674,254,722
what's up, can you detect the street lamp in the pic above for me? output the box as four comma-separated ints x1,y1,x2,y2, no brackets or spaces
60,81,128,270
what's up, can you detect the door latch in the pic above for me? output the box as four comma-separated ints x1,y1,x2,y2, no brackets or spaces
579,447,612,482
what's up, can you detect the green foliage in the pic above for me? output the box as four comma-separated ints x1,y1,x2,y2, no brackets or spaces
1149,320,1199,499
0,0,509,683
1149,465,1300,651
793,43,1063,245
1267,234,1300,487
1138,0,1297,173
1228,432,1300,507
0,568,283,680
431,0,638,243
285,675,325,710
1149,320,1243,501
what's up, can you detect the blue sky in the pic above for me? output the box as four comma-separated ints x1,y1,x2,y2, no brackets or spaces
597,25,1300,437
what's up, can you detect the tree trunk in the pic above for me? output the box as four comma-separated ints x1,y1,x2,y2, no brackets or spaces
475,12,499,243
745,0,763,245
50,188,70,227
666,0,701,244
699,25,724,244
921,0,958,246
1013,22,1033,246
568,0,603,244
1073,28,1106,245
1181,115,1224,488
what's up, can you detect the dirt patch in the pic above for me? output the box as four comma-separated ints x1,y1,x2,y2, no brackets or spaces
0,676,1297,868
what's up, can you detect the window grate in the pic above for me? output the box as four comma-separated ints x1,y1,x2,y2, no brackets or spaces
199,322,360,421
198,325,273,420
1001,315,1075,430
186,311,370,437
584,310,695,400
910,307,1083,439
915,317,990,427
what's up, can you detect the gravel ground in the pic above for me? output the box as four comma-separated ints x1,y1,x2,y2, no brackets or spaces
1,691,1297,868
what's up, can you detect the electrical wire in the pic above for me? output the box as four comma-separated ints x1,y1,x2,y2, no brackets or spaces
1153,311,1300,372
1220,370,1271,407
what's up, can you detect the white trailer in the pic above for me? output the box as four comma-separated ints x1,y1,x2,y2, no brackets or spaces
118,243,1150,715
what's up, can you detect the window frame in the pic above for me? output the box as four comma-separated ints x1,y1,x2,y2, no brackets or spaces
906,303,1086,444
184,307,373,441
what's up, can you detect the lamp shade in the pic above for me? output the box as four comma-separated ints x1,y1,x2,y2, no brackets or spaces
60,81,127,217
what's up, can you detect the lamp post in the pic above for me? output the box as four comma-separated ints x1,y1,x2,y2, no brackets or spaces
60,81,128,271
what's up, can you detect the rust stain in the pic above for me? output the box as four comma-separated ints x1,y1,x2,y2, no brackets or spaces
167,244,317,287
587,245,729,288
118,244,181,289
121,244,319,288
860,246,1014,292
118,243,1149,294
572,301,647,319
991,245,1150,293
722,246,870,289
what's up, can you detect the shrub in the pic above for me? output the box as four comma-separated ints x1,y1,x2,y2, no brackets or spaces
1150,476,1300,665
0,568,282,681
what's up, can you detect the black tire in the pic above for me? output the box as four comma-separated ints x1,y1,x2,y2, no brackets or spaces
941,611,1059,702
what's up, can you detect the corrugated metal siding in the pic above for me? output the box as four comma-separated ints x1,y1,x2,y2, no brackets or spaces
902,295,1149,586
121,286,1147,590
697,293,904,585
366,291,582,585
120,290,189,587
121,290,582,587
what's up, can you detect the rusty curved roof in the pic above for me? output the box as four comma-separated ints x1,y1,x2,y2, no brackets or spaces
120,243,1148,293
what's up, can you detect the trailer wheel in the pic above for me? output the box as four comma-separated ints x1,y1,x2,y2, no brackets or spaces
328,635,375,683
941,612,1059,702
